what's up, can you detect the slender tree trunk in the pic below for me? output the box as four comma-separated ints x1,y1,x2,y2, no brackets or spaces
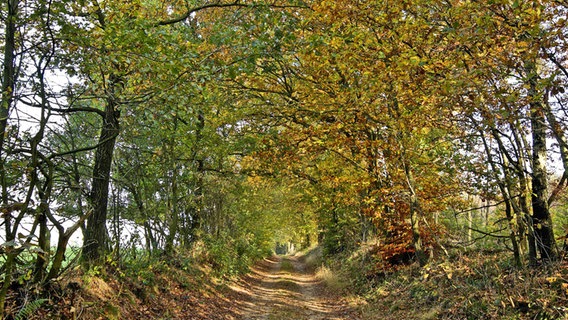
507,123,536,264
526,214,538,266
165,116,180,254
33,207,50,282
130,187,158,253
165,166,179,255
144,220,158,253
47,203,91,281
47,237,70,281
404,161,427,266
409,194,427,266
478,122,524,265
0,12,18,314
504,197,522,267
47,233,72,281
188,110,205,243
82,98,120,264
0,0,17,161
70,136,87,234
190,159,204,238
112,186,120,260
527,61,556,263
467,207,473,244
500,149,523,267
543,98,568,205
0,254,16,316
518,158,537,265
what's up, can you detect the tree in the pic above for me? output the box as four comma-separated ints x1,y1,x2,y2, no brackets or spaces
0,0,21,314
444,0,563,264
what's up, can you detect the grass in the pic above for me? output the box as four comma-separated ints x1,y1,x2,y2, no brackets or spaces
319,246,568,319
7,239,568,319
315,265,349,291
3,245,251,320
0,246,82,272
298,245,324,271
280,259,294,272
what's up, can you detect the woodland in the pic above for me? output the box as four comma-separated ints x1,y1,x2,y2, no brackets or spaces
1,0,568,319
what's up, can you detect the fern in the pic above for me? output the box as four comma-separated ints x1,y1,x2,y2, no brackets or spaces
15,298,48,320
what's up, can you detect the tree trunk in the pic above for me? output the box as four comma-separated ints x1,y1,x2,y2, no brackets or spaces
187,110,205,244
467,195,473,244
47,236,71,281
189,159,204,238
165,116,180,255
165,166,179,255
112,186,120,260
0,13,18,313
504,197,522,267
0,0,17,160
518,183,535,266
144,220,158,253
543,98,568,206
500,148,523,267
404,161,427,266
130,187,158,253
527,61,556,263
478,123,524,265
82,98,120,265
33,207,50,283
409,194,427,266
47,207,91,280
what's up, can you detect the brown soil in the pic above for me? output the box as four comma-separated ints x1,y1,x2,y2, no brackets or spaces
228,255,361,320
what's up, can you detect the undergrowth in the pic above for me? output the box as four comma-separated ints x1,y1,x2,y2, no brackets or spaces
2,236,272,320
320,245,568,320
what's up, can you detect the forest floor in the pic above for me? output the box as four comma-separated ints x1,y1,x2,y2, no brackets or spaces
18,252,360,319
228,255,360,319
12,248,568,319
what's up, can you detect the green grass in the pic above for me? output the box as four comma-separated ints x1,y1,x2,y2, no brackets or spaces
280,259,294,272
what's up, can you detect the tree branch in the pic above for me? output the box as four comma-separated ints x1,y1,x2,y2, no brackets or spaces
47,106,106,117
156,1,308,26
156,2,249,26
48,132,119,159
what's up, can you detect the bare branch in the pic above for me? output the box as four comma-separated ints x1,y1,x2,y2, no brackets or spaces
48,132,119,159
156,2,249,26
156,1,308,26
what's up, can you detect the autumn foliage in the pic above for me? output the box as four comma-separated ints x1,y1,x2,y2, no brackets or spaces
1,0,568,318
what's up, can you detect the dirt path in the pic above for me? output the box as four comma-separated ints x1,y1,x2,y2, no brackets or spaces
228,255,360,320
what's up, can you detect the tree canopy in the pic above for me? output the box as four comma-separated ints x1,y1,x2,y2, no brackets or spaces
1,0,568,316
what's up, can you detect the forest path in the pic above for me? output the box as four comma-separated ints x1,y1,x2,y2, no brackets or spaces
228,255,359,320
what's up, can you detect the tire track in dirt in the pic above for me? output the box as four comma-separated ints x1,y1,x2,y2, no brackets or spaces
228,255,359,320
